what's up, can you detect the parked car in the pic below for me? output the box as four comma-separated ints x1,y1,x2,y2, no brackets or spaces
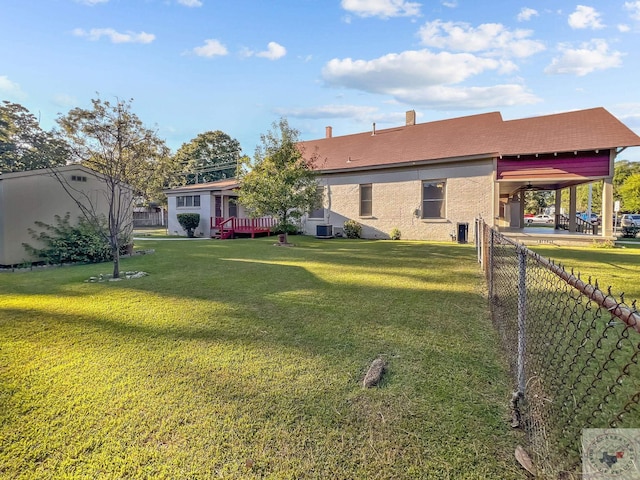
526,214,554,224
578,212,601,225
620,214,640,227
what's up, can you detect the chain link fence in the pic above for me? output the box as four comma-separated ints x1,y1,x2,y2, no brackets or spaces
475,218,640,477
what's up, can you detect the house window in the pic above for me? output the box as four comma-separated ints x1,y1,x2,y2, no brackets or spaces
214,196,222,218
422,181,446,219
176,195,201,208
71,175,87,182
228,200,238,218
308,187,324,219
359,184,372,217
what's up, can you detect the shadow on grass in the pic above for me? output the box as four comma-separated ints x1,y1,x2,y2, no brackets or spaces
0,237,525,478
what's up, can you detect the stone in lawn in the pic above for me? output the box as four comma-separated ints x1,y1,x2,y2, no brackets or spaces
363,357,386,388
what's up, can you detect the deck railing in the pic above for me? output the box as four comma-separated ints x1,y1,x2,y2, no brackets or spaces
555,213,599,235
211,216,276,238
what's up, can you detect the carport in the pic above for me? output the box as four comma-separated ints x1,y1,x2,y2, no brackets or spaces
496,149,615,237
491,107,640,240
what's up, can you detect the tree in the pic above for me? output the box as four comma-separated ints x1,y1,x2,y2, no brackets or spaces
237,118,320,240
524,190,553,214
56,97,168,278
619,173,640,212
174,130,240,184
614,160,640,203
0,101,69,173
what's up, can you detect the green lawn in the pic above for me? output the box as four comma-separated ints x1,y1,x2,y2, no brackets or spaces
0,237,526,479
530,243,640,301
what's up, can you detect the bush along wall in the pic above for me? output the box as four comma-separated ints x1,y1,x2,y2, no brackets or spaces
23,213,130,265
177,213,200,237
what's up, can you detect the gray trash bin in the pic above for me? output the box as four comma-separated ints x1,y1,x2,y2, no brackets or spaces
457,222,468,244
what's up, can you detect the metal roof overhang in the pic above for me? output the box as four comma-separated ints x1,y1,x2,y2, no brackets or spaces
497,149,612,196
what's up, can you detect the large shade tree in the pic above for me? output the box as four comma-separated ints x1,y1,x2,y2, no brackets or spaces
174,130,240,184
237,118,320,240
0,101,69,173
619,173,640,212
56,97,169,278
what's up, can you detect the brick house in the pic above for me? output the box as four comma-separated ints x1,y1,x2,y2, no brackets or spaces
298,108,640,242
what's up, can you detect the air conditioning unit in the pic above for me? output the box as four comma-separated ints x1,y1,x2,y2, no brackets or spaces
316,224,333,238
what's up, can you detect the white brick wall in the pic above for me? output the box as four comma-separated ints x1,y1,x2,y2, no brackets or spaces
304,159,494,241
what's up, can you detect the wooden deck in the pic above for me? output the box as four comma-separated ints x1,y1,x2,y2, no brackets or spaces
211,217,276,239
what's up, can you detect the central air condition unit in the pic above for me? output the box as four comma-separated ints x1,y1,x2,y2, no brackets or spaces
316,224,333,238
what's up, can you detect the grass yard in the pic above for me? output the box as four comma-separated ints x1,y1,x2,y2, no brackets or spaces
530,243,640,301
133,227,175,238
0,237,526,479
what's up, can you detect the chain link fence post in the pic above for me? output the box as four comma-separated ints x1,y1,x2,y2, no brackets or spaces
517,246,527,397
488,227,494,300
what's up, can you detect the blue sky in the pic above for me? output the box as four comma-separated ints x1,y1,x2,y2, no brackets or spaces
2,1,640,161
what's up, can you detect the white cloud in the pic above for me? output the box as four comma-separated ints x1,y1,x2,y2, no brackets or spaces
256,42,287,60
517,7,538,22
322,50,501,92
418,20,545,58
73,28,155,44
568,5,604,29
544,39,623,76
191,39,228,58
320,47,542,109
624,1,640,21
613,103,640,130
53,94,78,108
75,0,109,5
177,0,203,6
276,104,379,119
442,1,457,7
394,84,540,108
618,24,631,32
0,75,26,98
340,0,421,19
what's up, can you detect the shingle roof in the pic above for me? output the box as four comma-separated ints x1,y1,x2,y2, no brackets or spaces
164,178,238,194
300,107,640,172
498,107,640,155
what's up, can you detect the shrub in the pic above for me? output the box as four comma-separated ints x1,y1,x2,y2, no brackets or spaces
343,220,362,239
23,213,129,265
591,239,615,249
620,225,640,238
271,221,298,235
177,213,200,237
390,228,401,240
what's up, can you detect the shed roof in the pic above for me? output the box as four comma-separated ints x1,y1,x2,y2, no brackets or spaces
300,107,640,172
0,164,99,181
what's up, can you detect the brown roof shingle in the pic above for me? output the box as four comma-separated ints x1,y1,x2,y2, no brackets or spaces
164,178,238,194
300,107,640,172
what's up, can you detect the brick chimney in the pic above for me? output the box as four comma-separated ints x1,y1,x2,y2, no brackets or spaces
326,126,332,138
406,110,416,126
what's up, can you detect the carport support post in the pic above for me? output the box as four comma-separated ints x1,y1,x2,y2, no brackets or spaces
568,186,578,232
554,189,562,228
602,151,615,237
517,247,527,396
